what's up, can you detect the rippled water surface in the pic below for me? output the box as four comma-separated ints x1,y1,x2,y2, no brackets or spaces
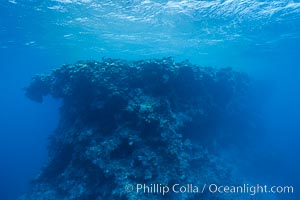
0,0,299,199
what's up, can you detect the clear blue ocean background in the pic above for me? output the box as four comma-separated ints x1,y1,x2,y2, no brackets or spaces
0,0,299,199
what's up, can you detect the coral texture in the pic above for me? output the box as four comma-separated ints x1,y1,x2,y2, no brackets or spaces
24,58,255,200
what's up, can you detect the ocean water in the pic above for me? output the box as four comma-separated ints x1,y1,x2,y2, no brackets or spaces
0,0,299,199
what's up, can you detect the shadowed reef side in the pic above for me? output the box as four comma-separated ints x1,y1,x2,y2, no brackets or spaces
22,57,266,200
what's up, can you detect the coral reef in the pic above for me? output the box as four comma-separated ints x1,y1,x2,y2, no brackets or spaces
23,58,257,200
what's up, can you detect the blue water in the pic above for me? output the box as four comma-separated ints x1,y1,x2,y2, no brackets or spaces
0,0,300,199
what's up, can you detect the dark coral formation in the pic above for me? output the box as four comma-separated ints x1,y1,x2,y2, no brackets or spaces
23,58,255,200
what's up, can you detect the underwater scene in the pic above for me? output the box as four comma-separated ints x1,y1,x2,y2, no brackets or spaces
0,0,300,199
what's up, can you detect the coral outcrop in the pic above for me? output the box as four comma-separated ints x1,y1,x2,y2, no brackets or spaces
23,58,256,200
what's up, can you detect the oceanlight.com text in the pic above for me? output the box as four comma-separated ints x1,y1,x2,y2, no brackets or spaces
124,183,294,196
